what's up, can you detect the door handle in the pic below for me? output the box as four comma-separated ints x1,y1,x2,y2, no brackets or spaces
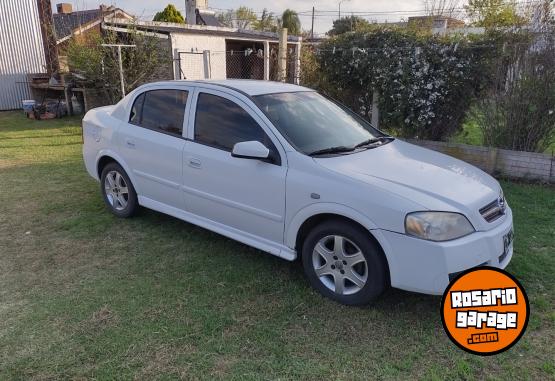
188,158,202,169
125,139,136,148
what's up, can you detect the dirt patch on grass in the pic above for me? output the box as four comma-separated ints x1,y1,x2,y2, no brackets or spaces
210,355,238,378
135,344,194,380
90,305,119,328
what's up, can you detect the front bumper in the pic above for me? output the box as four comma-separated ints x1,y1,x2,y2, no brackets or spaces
377,207,513,295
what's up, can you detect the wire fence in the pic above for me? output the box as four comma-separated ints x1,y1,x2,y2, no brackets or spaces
175,47,300,83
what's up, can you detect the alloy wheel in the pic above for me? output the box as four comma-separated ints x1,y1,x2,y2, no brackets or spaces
311,235,368,295
104,170,129,211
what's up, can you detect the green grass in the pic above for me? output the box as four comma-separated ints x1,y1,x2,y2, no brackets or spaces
451,112,484,147
0,111,554,380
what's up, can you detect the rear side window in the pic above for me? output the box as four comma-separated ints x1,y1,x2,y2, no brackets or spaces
129,89,188,136
194,93,266,151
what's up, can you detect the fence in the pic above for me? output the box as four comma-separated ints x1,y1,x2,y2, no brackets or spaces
407,139,555,183
175,47,300,83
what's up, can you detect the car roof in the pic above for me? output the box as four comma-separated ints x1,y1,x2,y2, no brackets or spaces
170,79,313,96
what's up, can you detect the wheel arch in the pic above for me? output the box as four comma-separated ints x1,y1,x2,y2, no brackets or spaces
95,150,139,192
97,155,117,178
287,205,391,283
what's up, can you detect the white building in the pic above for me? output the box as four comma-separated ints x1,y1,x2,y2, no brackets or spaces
103,18,302,84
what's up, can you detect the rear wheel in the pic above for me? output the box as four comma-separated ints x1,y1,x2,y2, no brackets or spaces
100,162,137,218
301,220,388,305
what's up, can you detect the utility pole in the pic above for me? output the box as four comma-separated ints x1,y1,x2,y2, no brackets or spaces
311,6,315,40
102,44,136,98
338,0,350,19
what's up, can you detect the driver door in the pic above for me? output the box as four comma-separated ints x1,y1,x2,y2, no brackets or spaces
182,89,287,244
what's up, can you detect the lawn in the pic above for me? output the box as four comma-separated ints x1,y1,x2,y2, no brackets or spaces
0,111,553,380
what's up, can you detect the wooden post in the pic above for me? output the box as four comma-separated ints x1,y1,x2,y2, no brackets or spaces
277,28,288,82
311,7,315,40
294,40,302,85
263,41,270,80
371,89,380,128
489,147,499,174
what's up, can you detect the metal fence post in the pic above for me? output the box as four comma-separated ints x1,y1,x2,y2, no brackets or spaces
203,50,211,79
101,44,136,98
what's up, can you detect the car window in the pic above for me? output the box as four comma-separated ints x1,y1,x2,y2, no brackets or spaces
254,91,386,155
194,93,267,151
129,93,144,125
129,89,188,136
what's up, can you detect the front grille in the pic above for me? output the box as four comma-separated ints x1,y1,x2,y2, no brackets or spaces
479,199,505,222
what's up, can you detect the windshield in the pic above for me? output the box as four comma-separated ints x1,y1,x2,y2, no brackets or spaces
254,91,387,155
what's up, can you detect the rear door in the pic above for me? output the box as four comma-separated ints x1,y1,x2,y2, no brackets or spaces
182,89,287,244
118,86,192,209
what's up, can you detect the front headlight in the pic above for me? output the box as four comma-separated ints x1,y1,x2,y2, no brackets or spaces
405,212,475,241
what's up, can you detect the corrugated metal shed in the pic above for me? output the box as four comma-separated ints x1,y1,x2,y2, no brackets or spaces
0,0,47,110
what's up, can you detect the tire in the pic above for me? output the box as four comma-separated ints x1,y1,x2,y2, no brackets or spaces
100,162,138,218
301,220,388,305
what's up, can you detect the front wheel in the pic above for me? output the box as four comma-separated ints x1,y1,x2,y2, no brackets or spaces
100,162,138,218
301,220,388,305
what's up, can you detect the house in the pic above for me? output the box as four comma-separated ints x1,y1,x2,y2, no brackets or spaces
103,18,302,84
53,3,133,47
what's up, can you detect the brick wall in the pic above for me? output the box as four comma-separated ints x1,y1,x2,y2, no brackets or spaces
406,139,555,183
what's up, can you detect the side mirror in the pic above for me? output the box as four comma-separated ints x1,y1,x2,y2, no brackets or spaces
231,141,270,160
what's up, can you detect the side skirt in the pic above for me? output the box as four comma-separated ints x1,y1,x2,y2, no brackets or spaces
138,196,297,261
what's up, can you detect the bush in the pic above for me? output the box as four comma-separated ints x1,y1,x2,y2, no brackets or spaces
305,28,493,140
477,32,555,152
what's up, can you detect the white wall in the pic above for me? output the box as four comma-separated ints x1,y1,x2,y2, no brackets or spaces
170,33,227,80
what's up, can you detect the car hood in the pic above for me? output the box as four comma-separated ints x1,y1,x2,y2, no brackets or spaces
313,139,501,229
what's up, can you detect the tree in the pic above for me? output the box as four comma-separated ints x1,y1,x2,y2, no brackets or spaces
328,16,371,35
153,4,185,23
217,6,257,29
216,11,233,27
423,0,462,18
466,0,527,28
67,26,172,104
254,8,278,32
477,36,555,152
280,9,301,35
235,6,258,29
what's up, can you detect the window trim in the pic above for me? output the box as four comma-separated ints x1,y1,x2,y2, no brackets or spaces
128,88,190,139
190,89,283,166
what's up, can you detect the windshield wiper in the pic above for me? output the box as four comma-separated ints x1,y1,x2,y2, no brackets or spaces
309,137,394,157
354,136,393,149
308,145,356,156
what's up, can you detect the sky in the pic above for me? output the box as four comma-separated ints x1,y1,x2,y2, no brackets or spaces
54,0,433,34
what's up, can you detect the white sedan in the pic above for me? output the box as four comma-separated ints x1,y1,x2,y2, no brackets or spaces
82,80,514,305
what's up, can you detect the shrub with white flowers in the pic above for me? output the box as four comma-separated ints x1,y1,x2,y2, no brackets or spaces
310,28,493,140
